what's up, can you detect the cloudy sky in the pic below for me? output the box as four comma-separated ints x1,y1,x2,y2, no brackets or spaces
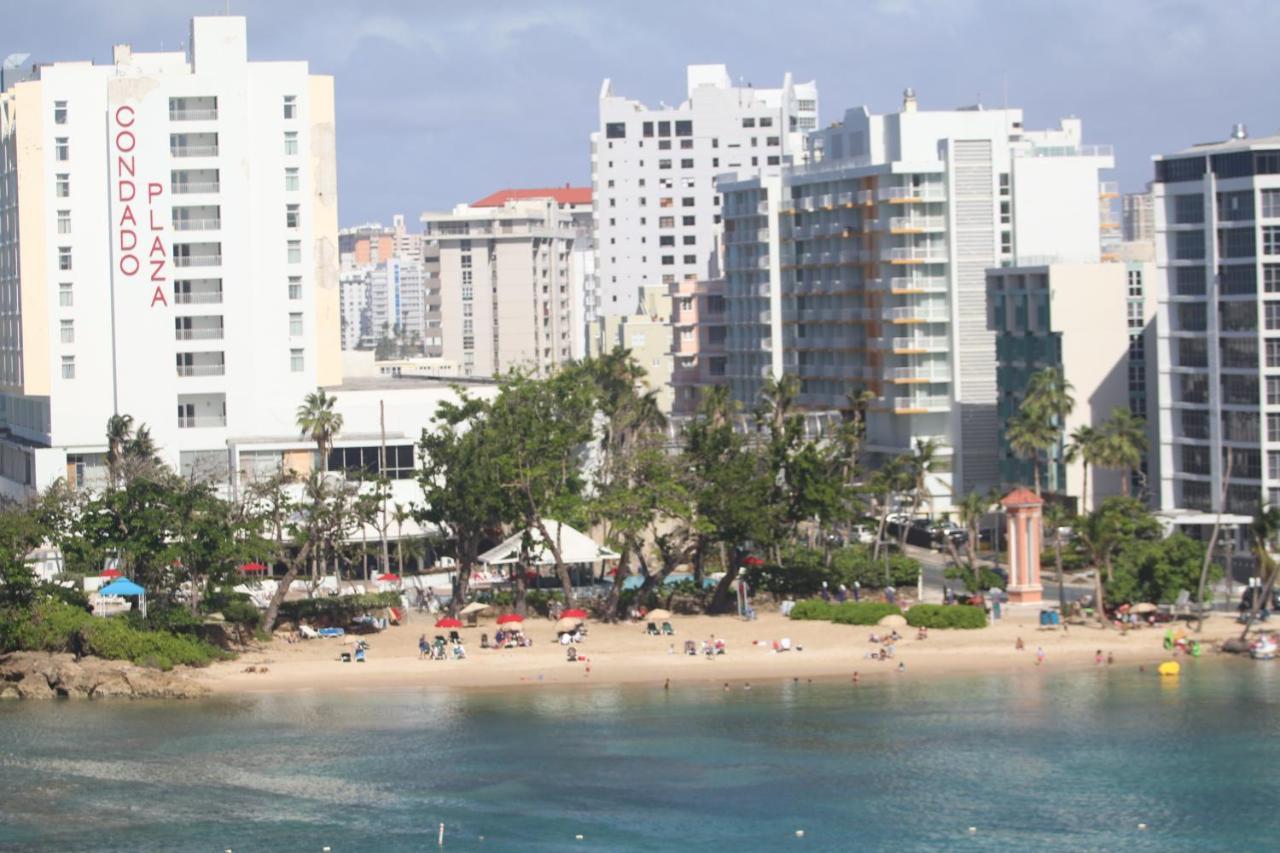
7,0,1278,225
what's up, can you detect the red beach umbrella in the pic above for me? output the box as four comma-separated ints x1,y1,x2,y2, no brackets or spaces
377,573,401,582
99,568,122,579
435,617,463,629
240,562,267,573
743,556,765,567
560,608,588,620
496,614,524,625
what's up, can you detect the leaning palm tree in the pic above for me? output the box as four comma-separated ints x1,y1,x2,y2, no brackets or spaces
909,437,943,522
957,491,991,585
105,413,135,487
1241,503,1280,639
1023,367,1075,493
296,389,344,473
1099,407,1148,497
1064,424,1104,514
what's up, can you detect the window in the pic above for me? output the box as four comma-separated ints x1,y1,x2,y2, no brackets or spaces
1267,265,1280,293
289,312,303,336
1222,337,1257,368
284,131,298,155
1270,377,1280,405
1175,231,1204,260
767,155,780,166
1268,339,1280,368
681,196,695,207
1265,226,1280,256
659,216,674,228
57,210,70,234
55,174,69,198
1264,189,1280,219
1217,190,1255,221
766,136,780,147
58,247,71,271
658,121,670,137
661,255,675,265
1270,413,1280,442
682,215,695,226
287,240,301,263
605,122,626,139
1268,302,1280,331
283,95,297,119
288,276,302,300
285,167,299,191
1221,300,1256,331
286,203,300,228
675,120,693,137
642,121,654,138
1219,227,1256,258
681,158,694,168
290,348,304,372
1175,266,1206,295
60,356,74,379
1223,375,1259,405
1127,269,1143,297
55,138,69,161
1173,194,1204,224
683,235,696,245
683,254,696,264
60,319,74,344
659,159,672,170
54,101,67,124
59,283,72,307
742,117,756,128
659,235,675,246
658,139,671,150
1220,264,1257,295
1181,410,1209,440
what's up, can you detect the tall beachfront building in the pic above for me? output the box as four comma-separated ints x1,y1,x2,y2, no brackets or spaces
422,191,585,379
591,64,818,319
1152,127,1280,515
714,90,1113,506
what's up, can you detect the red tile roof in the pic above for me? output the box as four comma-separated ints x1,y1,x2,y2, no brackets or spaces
1000,487,1044,508
471,187,592,207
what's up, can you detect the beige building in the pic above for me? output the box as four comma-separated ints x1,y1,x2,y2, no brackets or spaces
987,263,1134,511
591,284,674,412
422,198,579,378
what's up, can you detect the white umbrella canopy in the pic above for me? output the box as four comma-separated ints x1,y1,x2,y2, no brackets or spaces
459,602,491,616
478,521,620,566
646,609,672,620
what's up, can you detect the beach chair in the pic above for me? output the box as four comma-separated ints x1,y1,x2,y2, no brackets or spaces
299,625,320,640
661,621,674,635
566,646,578,662
354,648,366,663
645,621,660,636
317,627,345,639
683,640,696,656
340,651,352,663
449,630,462,644
453,643,467,660
480,633,491,649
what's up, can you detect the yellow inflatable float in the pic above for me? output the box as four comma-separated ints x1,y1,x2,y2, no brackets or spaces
1157,661,1181,677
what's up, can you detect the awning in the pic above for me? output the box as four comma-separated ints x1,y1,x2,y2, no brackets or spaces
477,521,620,566
98,579,145,597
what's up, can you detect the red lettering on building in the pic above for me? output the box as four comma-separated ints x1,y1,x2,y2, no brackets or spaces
111,102,167,300
150,285,169,307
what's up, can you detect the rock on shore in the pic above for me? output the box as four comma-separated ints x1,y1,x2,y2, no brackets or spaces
0,652,210,701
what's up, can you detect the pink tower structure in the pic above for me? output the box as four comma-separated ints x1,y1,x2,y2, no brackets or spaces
1001,488,1044,605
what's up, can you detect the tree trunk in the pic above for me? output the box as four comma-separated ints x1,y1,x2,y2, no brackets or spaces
1032,457,1042,496
602,540,632,622
872,506,890,562
1240,553,1279,641
1054,532,1066,617
708,562,740,614
261,543,311,632
449,538,475,617
1120,468,1130,497
692,537,706,588
1081,464,1090,515
1093,559,1108,629
514,565,528,616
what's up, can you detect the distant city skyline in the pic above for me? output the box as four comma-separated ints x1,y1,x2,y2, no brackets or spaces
6,0,1277,224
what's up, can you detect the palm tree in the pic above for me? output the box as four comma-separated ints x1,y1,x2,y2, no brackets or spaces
1076,507,1121,628
1042,502,1072,617
1098,408,1148,497
957,491,991,585
296,389,344,473
1064,425,1104,514
1006,409,1056,495
393,502,412,573
1022,367,1075,493
909,437,943,523
105,413,135,486
1241,503,1280,639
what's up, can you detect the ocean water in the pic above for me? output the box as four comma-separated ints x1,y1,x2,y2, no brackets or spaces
1,662,1278,852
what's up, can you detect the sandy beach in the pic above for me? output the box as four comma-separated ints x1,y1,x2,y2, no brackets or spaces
198,606,1245,695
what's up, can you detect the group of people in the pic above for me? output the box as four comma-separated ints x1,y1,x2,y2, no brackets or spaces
683,636,727,657
419,633,467,661
865,630,902,661
819,581,864,603
485,629,532,649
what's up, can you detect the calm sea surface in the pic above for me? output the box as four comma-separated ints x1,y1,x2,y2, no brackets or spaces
1,661,1278,852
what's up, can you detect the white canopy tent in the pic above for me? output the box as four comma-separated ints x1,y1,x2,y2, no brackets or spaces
477,521,619,569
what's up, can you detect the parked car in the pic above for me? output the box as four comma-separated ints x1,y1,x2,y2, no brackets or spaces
849,525,876,545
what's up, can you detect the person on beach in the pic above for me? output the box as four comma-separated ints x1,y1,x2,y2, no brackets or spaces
1107,651,1115,665
1095,649,1103,665
897,662,906,673
1036,646,1046,666
1015,636,1025,651
418,635,428,659
664,678,670,690
853,580,862,602
852,672,860,684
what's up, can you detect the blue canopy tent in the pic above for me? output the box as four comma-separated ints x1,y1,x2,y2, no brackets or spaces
98,578,146,617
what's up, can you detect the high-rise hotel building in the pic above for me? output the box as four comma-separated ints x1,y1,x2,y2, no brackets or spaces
592,64,817,318
0,16,477,500
1153,127,1280,515
714,91,1113,504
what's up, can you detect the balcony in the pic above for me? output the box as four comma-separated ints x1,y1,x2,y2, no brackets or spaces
878,185,946,203
892,336,949,353
169,96,218,122
176,362,226,377
173,243,222,268
178,414,227,428
175,327,224,341
172,181,220,194
876,276,948,294
884,246,949,264
170,144,219,157
173,217,221,231
177,392,227,429
893,395,950,413
174,279,223,305
883,305,950,323
891,366,952,383
888,215,945,233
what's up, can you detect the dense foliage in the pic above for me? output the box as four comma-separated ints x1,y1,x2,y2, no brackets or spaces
1103,533,1212,605
905,604,987,629
275,592,401,625
944,565,1008,594
787,599,903,625
744,546,920,598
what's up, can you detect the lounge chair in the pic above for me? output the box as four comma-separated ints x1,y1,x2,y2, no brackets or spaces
683,640,696,656
566,646,578,662
480,633,491,649
340,651,352,663
449,630,462,644
645,621,659,636
453,644,466,660
354,648,366,663
661,621,674,635
299,625,320,640
317,627,345,638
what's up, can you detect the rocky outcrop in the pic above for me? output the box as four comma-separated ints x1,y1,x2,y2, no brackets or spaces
0,652,210,701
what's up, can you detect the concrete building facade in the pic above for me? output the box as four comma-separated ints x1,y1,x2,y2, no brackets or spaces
714,91,1114,507
591,284,674,412
1153,128,1280,514
592,64,818,318
423,196,580,378
670,278,727,415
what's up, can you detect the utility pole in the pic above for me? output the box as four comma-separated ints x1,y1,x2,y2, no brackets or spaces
379,400,390,574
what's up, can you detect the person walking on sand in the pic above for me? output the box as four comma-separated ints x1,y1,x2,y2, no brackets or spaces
1036,646,1046,666
1095,649,1103,665
853,580,862,602
1015,636,1025,651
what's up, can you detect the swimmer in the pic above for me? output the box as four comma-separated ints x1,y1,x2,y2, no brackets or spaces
663,678,670,690
852,671,860,684
744,682,752,691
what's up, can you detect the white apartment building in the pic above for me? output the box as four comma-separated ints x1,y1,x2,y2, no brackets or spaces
1153,127,1280,515
0,16,489,505
592,64,818,317
368,257,430,345
422,196,579,378
715,90,1113,506
338,267,370,349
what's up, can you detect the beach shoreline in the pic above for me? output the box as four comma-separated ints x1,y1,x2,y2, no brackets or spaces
196,608,1240,697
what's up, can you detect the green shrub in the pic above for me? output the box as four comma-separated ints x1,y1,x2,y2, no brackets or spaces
787,599,835,621
277,591,401,625
829,601,903,626
944,565,1007,594
524,589,563,617
78,617,228,670
218,600,261,626
788,599,902,625
830,547,921,589
0,599,91,653
746,546,921,599
906,604,987,629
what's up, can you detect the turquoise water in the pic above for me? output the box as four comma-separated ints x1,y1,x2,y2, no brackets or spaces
2,662,1279,851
